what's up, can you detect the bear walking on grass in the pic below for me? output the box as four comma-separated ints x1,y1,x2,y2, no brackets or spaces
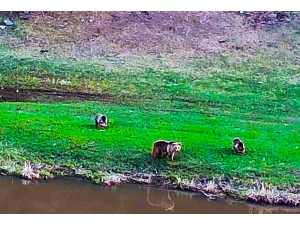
152,140,182,161
95,114,108,129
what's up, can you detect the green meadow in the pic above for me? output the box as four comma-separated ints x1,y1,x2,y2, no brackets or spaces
0,44,299,188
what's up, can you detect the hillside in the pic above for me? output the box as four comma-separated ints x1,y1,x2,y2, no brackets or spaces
0,11,300,206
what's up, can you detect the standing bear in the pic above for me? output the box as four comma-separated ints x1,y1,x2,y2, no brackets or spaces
152,140,182,161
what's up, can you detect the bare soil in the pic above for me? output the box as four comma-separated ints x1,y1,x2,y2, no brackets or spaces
0,87,119,103
1,11,299,59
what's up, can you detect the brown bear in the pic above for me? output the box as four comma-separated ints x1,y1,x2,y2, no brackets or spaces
152,140,182,161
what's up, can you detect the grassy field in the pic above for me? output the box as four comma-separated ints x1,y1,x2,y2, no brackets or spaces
0,11,300,207
0,43,299,191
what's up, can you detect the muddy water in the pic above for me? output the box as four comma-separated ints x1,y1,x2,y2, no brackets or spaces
0,176,299,214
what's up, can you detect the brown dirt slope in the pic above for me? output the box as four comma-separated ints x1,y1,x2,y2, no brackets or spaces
0,11,299,58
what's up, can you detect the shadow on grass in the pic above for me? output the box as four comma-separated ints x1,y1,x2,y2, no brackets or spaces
216,147,247,157
79,123,110,131
86,124,98,130
121,151,173,174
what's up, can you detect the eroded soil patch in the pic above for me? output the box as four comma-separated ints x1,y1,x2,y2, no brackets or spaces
0,87,117,103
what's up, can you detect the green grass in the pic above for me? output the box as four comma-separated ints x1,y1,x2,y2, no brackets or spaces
1,43,299,112
0,100,299,186
0,43,300,187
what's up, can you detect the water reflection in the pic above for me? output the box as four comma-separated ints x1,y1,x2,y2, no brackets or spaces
225,198,300,214
248,205,300,214
20,179,38,186
146,188,175,211
0,176,299,214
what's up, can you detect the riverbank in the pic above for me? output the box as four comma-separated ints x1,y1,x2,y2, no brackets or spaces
2,175,300,214
0,11,299,207
1,98,299,206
